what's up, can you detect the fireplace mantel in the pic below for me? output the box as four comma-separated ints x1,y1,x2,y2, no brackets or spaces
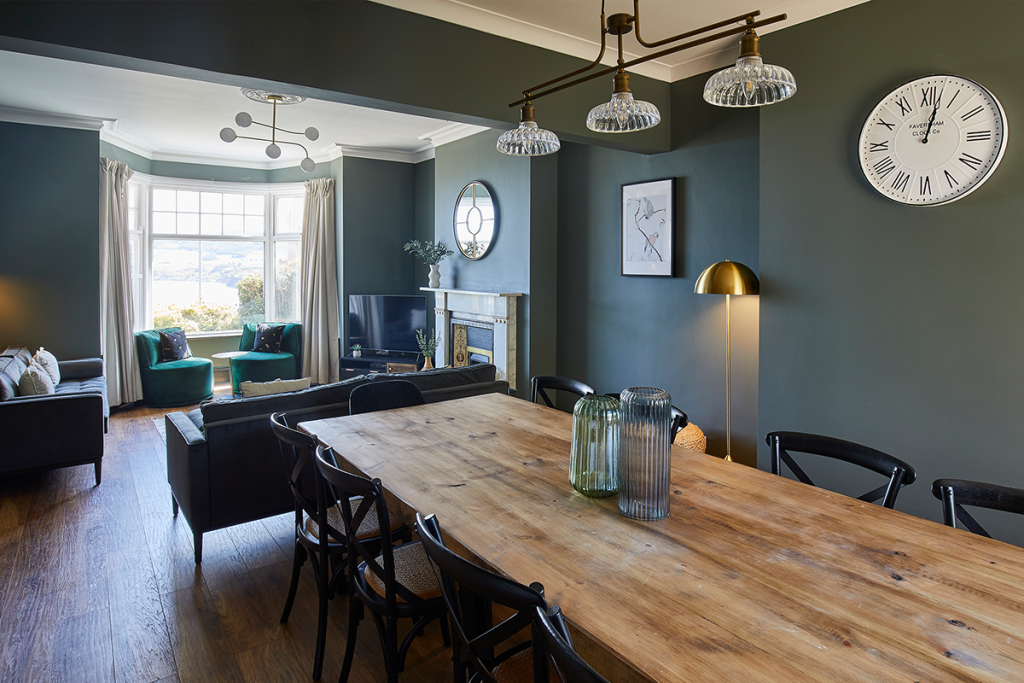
421,287,522,389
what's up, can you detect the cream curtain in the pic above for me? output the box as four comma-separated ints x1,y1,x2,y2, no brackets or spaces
300,178,340,384
99,158,141,405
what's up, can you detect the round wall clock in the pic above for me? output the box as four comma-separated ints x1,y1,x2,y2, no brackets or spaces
859,75,1007,206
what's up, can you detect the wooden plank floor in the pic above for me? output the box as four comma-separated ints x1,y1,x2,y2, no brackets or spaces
0,385,452,683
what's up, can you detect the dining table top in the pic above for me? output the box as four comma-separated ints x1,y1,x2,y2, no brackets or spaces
299,393,1024,683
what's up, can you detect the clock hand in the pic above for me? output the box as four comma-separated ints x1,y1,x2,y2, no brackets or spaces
922,89,943,144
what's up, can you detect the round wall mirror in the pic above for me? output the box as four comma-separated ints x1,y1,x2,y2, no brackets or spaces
453,181,496,260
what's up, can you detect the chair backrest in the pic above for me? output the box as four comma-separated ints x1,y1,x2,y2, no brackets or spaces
134,327,182,371
349,379,425,415
533,605,611,683
416,512,549,683
765,431,916,509
269,411,323,530
314,446,429,611
932,478,1024,539
607,393,687,440
531,376,595,409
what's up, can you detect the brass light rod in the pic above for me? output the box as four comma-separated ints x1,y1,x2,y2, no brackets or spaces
634,7,760,49
508,11,786,109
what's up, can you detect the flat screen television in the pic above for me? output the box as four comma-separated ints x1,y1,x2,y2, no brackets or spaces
348,294,427,354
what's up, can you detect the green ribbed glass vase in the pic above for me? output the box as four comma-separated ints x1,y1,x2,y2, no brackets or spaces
569,395,621,498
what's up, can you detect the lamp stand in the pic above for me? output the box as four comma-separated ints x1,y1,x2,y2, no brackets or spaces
724,293,734,463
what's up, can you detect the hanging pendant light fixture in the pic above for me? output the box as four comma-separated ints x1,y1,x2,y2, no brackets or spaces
220,89,320,172
499,3,793,157
703,19,796,107
496,102,560,156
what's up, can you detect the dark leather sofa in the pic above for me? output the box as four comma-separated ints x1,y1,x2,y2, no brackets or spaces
165,363,509,563
0,346,108,485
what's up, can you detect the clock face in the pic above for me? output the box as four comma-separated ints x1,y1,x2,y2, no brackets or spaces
859,75,1007,206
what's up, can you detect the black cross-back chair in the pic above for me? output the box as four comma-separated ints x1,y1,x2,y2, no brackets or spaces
765,431,916,509
270,411,349,681
932,479,1024,539
605,393,688,440
532,605,611,683
416,512,552,683
314,446,449,683
349,379,425,415
531,376,594,410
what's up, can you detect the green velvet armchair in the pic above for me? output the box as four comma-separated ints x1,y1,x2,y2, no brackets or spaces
135,328,214,407
230,322,303,394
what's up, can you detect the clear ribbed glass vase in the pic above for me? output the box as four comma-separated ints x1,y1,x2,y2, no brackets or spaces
618,387,672,520
569,395,620,498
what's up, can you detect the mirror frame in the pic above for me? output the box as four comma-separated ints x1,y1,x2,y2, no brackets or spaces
453,181,497,260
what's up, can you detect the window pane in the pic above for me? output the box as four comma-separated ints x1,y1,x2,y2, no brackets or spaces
244,215,264,236
128,184,137,211
178,190,200,213
244,194,265,216
275,240,301,323
152,240,264,332
201,214,222,236
129,234,141,276
201,192,222,214
153,212,176,234
276,196,304,235
153,188,176,212
223,193,244,214
223,214,243,236
177,213,200,235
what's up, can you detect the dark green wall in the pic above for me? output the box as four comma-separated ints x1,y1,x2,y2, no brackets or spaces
414,159,436,330
759,0,1024,540
0,122,100,358
0,1,670,153
555,108,761,465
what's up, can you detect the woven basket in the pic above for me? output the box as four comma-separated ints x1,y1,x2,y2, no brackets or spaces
673,422,707,453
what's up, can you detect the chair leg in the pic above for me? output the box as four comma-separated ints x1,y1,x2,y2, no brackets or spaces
193,532,203,565
339,598,363,683
280,541,306,624
172,495,179,516
387,615,399,683
313,551,329,681
94,460,102,486
439,611,452,647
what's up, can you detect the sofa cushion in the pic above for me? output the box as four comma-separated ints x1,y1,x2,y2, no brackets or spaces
33,347,60,385
240,377,311,398
0,352,28,401
201,374,371,426
252,324,285,353
159,329,192,361
20,363,55,395
371,363,497,392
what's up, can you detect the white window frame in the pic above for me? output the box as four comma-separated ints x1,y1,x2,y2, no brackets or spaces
128,172,304,336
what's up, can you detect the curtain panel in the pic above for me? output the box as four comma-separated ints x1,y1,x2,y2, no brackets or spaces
300,178,340,385
99,158,142,405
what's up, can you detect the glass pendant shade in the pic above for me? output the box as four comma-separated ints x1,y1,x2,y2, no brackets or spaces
497,120,560,157
587,92,661,133
703,55,796,108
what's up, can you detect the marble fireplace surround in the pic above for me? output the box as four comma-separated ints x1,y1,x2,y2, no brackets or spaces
421,287,522,390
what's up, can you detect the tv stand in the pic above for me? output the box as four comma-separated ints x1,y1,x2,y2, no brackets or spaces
340,349,421,379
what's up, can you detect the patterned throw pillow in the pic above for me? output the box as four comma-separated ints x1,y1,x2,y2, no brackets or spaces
32,347,60,386
252,324,285,353
19,362,55,395
159,329,192,362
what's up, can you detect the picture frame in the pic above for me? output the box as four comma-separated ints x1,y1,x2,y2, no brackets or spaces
621,178,674,277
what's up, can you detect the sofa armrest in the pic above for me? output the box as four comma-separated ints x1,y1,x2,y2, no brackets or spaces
58,357,104,381
0,393,104,472
165,411,211,534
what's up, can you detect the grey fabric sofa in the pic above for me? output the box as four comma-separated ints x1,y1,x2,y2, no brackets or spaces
165,363,509,563
0,346,108,485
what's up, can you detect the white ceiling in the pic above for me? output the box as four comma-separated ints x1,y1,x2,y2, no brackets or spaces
0,50,486,170
371,0,868,82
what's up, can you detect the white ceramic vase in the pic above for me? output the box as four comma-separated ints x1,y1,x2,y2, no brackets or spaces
428,264,440,288
352,349,361,358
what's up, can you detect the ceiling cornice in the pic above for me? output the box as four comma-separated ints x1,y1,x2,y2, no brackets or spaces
0,104,112,131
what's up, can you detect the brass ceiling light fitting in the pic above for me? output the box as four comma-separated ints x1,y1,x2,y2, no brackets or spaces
703,17,796,107
220,89,320,172
497,2,792,157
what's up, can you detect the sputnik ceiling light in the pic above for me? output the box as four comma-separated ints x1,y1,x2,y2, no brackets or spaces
497,2,795,157
220,88,320,172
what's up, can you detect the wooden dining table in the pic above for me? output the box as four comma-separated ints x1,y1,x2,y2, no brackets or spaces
299,393,1024,682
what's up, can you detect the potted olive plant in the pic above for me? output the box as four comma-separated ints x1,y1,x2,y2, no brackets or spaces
416,329,440,370
404,239,455,288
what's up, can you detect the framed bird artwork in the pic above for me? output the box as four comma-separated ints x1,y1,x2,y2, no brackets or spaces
621,178,675,277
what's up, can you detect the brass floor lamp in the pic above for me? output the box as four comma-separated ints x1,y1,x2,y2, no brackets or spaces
695,260,760,461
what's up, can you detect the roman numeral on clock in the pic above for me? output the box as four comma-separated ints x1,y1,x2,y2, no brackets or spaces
959,153,983,171
966,131,992,142
945,89,961,109
944,170,959,188
961,105,984,121
895,96,912,116
920,86,938,107
869,141,889,153
891,171,910,193
874,156,896,178
878,119,896,131
919,175,931,196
